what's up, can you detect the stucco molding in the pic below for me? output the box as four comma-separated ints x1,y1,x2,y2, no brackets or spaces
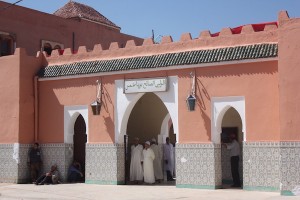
115,76,179,144
64,105,89,144
211,96,246,144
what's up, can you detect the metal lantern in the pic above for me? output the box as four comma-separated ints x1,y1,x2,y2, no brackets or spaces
91,100,101,115
91,79,102,115
186,95,196,111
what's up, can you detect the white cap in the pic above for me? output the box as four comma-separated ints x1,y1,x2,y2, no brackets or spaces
145,141,150,145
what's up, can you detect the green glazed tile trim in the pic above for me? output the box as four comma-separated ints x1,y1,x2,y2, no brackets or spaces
244,186,279,192
281,190,295,196
85,180,125,185
39,43,278,78
176,184,222,190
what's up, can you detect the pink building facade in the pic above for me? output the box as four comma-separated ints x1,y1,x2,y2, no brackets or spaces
1,2,300,196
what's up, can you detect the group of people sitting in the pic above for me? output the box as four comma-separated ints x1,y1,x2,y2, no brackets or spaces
130,137,175,184
28,143,84,185
33,161,83,185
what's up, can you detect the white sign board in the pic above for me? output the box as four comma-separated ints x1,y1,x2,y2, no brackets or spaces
124,77,168,93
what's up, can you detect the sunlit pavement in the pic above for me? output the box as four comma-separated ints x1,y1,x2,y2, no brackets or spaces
0,183,299,200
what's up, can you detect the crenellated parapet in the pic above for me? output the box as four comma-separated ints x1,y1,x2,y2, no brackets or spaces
38,11,292,67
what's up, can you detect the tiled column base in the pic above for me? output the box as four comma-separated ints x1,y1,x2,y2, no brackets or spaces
0,144,19,183
176,143,222,189
0,143,75,183
85,144,125,185
243,142,280,192
280,142,300,196
41,143,74,182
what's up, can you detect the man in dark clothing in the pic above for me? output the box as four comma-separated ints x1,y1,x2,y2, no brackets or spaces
27,143,42,183
68,161,83,183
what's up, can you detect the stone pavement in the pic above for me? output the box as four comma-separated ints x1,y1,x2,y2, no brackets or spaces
0,183,299,200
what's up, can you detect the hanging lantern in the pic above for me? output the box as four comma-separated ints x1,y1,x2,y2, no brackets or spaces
90,100,101,115
186,95,196,111
186,71,196,111
91,79,102,115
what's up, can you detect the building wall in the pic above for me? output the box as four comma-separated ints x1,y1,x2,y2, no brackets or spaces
0,1,143,56
277,13,300,195
0,52,20,143
177,61,279,143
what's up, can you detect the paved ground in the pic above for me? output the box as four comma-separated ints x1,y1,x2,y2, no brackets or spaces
0,183,299,200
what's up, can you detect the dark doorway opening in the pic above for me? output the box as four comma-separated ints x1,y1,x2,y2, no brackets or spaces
221,107,243,189
125,93,175,186
73,114,87,182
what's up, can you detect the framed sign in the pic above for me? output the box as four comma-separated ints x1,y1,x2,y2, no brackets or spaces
124,77,168,93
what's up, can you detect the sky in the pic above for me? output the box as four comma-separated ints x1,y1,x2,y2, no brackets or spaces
3,0,300,41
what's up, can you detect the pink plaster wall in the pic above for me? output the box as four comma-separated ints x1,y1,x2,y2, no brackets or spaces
0,49,43,143
19,50,42,144
278,14,300,141
0,54,20,143
0,1,143,56
38,75,121,143
38,61,279,144
178,61,280,143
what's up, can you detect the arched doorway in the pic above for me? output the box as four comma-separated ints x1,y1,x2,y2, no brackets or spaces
73,114,87,182
221,107,243,188
125,92,175,185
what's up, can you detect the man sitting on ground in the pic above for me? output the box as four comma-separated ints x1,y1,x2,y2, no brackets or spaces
35,164,59,185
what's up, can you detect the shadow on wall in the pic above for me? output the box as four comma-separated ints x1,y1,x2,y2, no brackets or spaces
196,77,211,141
102,83,114,141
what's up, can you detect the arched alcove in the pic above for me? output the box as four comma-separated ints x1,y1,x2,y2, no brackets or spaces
220,107,243,188
115,76,178,144
211,96,246,144
127,92,169,144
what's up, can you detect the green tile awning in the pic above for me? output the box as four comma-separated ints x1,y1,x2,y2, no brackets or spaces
39,43,278,78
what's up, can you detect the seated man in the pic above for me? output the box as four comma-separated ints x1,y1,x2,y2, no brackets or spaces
35,164,59,185
68,161,83,183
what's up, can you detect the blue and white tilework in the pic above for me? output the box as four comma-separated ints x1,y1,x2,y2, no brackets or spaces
176,143,222,188
85,144,125,184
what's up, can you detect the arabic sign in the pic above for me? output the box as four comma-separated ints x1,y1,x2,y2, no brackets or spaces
124,77,168,93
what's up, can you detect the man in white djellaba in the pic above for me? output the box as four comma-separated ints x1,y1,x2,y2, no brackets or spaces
143,141,155,184
130,137,144,184
163,137,175,181
150,138,163,182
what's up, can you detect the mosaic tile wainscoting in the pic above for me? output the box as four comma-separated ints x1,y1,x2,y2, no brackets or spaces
176,143,222,189
85,144,125,185
40,143,74,182
0,144,31,183
243,142,280,192
221,145,243,185
280,142,300,196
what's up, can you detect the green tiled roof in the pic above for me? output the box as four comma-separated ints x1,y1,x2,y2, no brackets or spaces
39,43,278,78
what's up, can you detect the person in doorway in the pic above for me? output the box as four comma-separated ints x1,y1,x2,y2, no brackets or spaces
27,142,42,183
150,138,163,182
35,164,59,185
163,137,175,181
143,141,155,184
222,133,241,187
68,161,83,183
130,137,144,184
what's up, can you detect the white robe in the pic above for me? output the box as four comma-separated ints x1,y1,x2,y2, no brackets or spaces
163,143,174,174
130,144,143,181
151,144,163,180
143,148,155,183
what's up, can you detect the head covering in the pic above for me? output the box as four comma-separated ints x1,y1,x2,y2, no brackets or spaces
151,138,156,142
145,141,150,145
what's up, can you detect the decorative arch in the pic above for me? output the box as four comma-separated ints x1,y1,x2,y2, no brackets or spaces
211,96,246,144
159,113,172,144
115,76,178,143
64,105,89,144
